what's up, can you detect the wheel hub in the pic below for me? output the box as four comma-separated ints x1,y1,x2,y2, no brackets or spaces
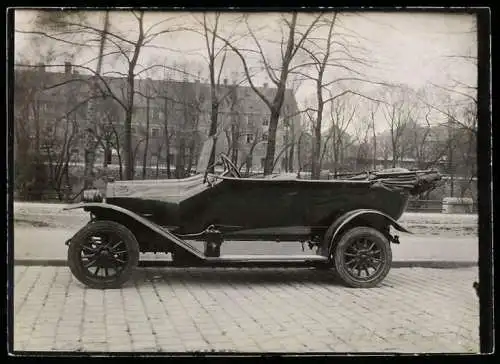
80,236,129,273
343,237,383,280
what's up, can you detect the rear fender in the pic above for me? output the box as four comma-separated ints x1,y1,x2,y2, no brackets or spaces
63,203,205,259
321,209,412,256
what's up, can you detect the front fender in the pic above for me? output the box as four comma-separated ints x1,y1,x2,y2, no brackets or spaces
322,209,412,256
63,203,205,259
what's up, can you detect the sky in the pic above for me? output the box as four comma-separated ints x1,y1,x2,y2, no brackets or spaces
14,9,477,133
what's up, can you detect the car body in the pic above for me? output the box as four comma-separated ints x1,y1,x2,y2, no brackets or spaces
64,138,442,289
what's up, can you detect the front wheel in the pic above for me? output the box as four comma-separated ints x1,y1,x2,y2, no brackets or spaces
67,220,140,289
333,226,392,288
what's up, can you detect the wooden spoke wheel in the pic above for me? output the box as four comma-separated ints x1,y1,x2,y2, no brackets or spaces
67,221,139,289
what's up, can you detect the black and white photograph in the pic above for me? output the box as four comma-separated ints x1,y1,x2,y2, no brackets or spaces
9,7,490,354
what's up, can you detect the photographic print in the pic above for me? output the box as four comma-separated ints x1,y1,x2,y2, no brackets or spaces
10,8,487,354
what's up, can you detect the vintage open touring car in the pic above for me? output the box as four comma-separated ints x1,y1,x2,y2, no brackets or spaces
64,139,442,289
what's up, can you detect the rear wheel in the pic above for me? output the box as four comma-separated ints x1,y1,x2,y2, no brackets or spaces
333,226,392,288
67,220,140,289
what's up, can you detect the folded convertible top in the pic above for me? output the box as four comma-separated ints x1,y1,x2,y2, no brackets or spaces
345,169,443,195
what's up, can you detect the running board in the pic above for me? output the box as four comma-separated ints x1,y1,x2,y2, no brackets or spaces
205,254,328,263
138,254,329,268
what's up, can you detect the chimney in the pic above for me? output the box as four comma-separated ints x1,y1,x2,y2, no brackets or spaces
64,61,72,75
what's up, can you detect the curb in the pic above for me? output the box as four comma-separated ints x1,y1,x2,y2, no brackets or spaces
13,259,478,269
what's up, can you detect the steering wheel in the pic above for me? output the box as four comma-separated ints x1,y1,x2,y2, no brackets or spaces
220,153,241,178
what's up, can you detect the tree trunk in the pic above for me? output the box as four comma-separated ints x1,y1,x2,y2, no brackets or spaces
391,140,397,168
288,142,294,172
231,120,239,165
124,14,144,180
311,122,322,179
263,107,282,175
297,133,303,173
34,100,40,154
372,121,377,170
124,111,134,180
111,127,123,180
142,98,150,179
447,119,454,197
176,137,185,179
162,98,171,179
117,150,123,180
207,101,219,173
333,148,339,177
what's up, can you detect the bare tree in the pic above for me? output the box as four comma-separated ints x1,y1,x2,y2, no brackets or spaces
295,113,314,174
96,97,124,179
14,66,47,199
223,83,244,165
134,82,156,179
190,12,232,172
18,10,179,181
325,95,357,176
381,86,419,168
166,72,206,178
214,12,322,175
368,101,380,170
238,128,263,177
25,10,110,188
400,100,450,171
40,115,79,200
295,13,392,178
148,68,175,178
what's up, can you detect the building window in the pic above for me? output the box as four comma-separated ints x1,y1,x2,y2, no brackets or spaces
151,127,160,137
262,118,269,126
262,133,268,141
248,114,258,129
246,134,254,144
39,102,49,113
45,125,53,134
151,108,160,121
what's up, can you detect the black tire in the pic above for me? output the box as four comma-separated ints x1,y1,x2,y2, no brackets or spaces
333,226,392,288
68,220,140,289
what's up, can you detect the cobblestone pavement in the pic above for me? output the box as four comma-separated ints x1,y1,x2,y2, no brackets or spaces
12,266,479,353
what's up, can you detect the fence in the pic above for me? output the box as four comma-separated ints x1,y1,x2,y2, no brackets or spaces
406,199,477,214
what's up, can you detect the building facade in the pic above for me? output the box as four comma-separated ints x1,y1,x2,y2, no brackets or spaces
14,63,302,181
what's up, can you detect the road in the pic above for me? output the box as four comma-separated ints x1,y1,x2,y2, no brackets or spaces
13,226,478,264
13,265,479,353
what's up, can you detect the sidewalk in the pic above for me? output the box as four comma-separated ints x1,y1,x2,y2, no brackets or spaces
13,226,478,268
